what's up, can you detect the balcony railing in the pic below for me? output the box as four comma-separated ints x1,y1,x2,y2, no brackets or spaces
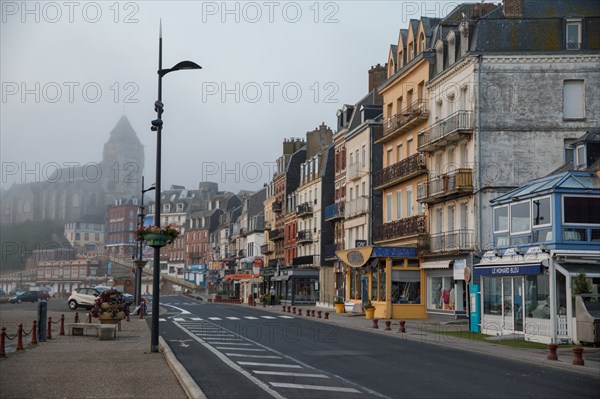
424,229,474,253
292,255,320,266
296,202,313,217
345,197,369,217
374,215,427,242
264,222,272,231
417,110,473,151
378,99,429,143
374,153,426,189
270,228,284,241
347,162,366,181
324,203,344,221
296,230,313,243
261,243,274,254
323,243,344,260
272,201,283,213
418,168,473,204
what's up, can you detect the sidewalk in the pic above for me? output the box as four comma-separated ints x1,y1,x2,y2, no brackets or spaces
252,301,600,378
0,308,189,399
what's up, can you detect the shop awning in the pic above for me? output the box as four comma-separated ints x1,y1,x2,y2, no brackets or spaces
421,260,451,269
474,263,543,277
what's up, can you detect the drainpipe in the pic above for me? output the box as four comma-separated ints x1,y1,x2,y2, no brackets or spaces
476,54,484,254
548,250,557,344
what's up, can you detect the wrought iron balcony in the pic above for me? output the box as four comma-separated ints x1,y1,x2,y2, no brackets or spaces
292,255,320,267
417,168,473,204
417,110,473,152
345,197,369,217
377,99,429,144
296,230,313,244
374,215,427,243
296,202,313,217
260,243,274,254
264,222,272,231
272,201,283,213
269,228,284,241
373,153,426,189
324,203,344,221
422,229,474,253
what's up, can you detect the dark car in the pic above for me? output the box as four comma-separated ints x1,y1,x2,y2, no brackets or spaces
10,291,43,304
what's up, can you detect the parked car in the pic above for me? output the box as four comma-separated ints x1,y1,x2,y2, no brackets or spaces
67,286,133,310
9,290,44,303
0,289,8,303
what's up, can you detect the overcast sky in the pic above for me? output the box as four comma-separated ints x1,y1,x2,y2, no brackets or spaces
1,0,460,193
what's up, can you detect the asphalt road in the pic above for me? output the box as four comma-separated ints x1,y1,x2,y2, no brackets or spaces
153,295,599,399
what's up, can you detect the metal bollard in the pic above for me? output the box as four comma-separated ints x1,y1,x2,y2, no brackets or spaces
324,312,329,320
0,327,6,357
16,324,24,351
311,310,316,317
86,313,92,323
292,307,296,314
384,320,392,331
298,309,303,316
30,321,38,345
372,318,379,329
46,317,53,340
37,300,47,342
398,320,406,333
60,314,65,336
282,305,286,312
317,310,322,319
74,312,79,323
547,343,558,361
572,347,584,366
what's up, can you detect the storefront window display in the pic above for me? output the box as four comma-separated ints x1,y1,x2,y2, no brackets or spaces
371,266,386,301
349,267,362,300
428,276,452,309
525,274,550,319
483,278,502,315
391,270,420,304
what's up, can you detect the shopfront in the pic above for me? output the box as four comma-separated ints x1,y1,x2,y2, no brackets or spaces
271,267,319,305
337,246,426,319
423,258,469,317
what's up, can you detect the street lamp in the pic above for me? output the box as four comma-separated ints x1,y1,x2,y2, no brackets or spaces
135,176,155,307
150,21,201,353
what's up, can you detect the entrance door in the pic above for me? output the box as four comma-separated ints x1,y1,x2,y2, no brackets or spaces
502,277,524,333
361,276,369,310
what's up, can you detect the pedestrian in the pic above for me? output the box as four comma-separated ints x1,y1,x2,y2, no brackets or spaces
270,286,276,306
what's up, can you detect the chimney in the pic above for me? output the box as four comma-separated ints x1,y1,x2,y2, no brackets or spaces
503,0,523,18
368,63,387,93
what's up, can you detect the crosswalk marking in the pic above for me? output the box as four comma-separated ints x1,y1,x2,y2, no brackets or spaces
208,317,221,320
207,342,252,346
172,318,186,321
215,347,266,351
252,370,329,378
159,318,167,322
226,353,282,359
226,317,240,320
244,316,258,319
237,362,302,369
269,382,361,393
260,316,276,319
190,317,203,321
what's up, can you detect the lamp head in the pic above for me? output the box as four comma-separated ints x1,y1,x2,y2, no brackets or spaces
493,248,503,258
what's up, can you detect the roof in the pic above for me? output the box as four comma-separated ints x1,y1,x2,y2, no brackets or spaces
490,171,600,204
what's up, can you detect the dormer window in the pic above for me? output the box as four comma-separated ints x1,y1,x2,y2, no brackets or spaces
398,50,403,68
566,19,582,50
447,32,456,66
435,41,444,73
575,145,586,169
419,32,425,53
176,203,184,212
163,203,171,212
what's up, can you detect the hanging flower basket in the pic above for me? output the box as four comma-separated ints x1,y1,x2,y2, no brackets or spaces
134,225,180,247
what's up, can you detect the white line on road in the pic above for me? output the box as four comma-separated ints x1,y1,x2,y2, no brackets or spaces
237,362,302,369
173,322,285,399
269,382,361,393
206,342,252,346
244,316,259,319
226,354,282,359
161,304,191,315
190,317,203,321
260,316,276,319
215,347,266,351
226,317,240,320
172,318,186,321
159,318,167,322
252,370,329,378
278,316,295,319
208,317,222,320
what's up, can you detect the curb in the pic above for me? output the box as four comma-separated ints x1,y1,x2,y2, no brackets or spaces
159,336,207,399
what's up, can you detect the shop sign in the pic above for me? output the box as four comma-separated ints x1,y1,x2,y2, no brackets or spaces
475,264,542,277
453,259,467,280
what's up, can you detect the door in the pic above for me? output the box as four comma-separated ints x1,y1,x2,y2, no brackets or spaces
361,276,369,310
502,277,524,333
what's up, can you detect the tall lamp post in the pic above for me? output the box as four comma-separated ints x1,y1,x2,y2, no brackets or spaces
150,21,201,353
135,176,155,307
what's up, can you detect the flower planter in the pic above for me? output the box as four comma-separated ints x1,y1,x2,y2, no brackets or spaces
99,311,125,324
365,308,375,320
145,234,168,248
335,303,345,313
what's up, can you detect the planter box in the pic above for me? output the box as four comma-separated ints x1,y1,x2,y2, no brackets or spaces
145,234,168,248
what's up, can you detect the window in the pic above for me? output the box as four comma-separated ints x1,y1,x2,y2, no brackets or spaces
391,270,420,304
532,197,551,227
494,206,509,232
483,278,502,315
406,186,413,218
386,193,393,222
372,265,386,301
510,202,530,233
386,148,393,166
563,196,600,224
566,20,582,50
563,80,585,119
396,190,403,219
575,145,586,169
525,275,550,319
396,143,403,162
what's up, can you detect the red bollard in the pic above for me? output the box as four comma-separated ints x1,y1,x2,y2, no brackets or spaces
0,327,6,357
86,313,92,323
30,321,38,345
317,310,322,319
287,306,291,313
385,320,392,331
547,343,558,361
372,318,379,329
16,324,24,351
324,312,329,320
47,317,53,340
398,320,406,333
292,307,296,314
60,314,65,336
282,305,286,312
298,309,303,316
572,347,584,366
311,310,316,317
74,312,79,323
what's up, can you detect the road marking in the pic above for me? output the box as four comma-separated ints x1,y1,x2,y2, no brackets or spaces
278,316,294,319
226,316,240,320
226,353,282,359
269,382,361,393
244,316,258,319
207,342,252,346
159,318,167,322
237,362,302,369
260,316,276,319
172,318,186,321
173,322,285,399
190,317,203,321
215,347,266,351
208,317,222,320
252,370,329,378
161,304,191,314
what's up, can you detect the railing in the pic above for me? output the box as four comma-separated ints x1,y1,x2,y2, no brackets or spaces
381,99,429,141
296,202,313,217
297,230,313,243
269,228,284,241
272,201,283,213
374,215,427,242
345,197,369,217
419,168,473,203
374,153,426,188
425,229,474,253
418,110,473,151
264,222,272,230
292,255,320,266
347,162,366,181
260,243,274,254
324,203,344,221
